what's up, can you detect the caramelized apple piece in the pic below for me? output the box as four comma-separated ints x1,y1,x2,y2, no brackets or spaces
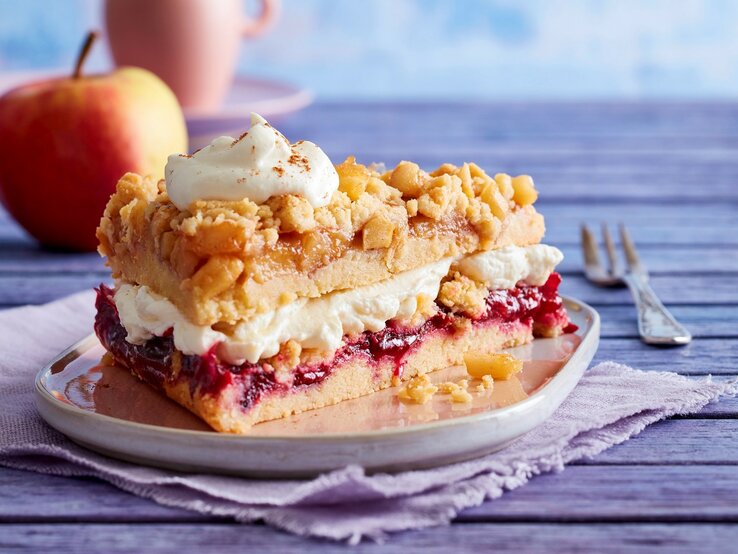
464,352,523,380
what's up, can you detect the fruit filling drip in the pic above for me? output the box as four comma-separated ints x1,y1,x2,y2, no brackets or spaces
94,273,572,410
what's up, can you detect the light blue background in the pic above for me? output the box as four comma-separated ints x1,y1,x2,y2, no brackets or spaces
0,0,735,99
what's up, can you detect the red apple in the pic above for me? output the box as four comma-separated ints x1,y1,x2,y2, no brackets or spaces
0,32,188,251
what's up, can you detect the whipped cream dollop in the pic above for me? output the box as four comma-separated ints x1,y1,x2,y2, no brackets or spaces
165,113,339,210
114,258,453,365
456,244,563,289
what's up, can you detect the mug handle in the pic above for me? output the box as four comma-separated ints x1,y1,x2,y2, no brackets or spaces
242,0,281,37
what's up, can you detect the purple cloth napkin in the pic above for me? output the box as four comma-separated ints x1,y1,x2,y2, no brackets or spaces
1,291,736,544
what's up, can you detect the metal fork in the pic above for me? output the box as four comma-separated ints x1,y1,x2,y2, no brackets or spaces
581,223,692,346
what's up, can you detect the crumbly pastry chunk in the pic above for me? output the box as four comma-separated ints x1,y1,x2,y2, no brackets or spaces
97,159,544,326
437,379,474,403
475,375,495,393
450,387,473,404
437,272,490,317
398,374,439,404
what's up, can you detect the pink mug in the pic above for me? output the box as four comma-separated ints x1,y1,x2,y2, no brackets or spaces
105,0,280,110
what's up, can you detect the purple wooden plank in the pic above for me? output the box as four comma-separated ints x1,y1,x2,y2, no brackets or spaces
596,306,738,338
324,148,738,175
1,425,737,523
324,135,738,150
459,466,738,523
3,465,737,527
1,295,731,340
0,251,106,273
0,275,733,308
284,100,738,137
593,339,738,375
4,221,735,250
555,246,738,274
0,204,733,250
459,465,738,522
540,202,738,225
0,245,735,275
4,216,738,250
1,280,735,342
0,275,108,306
0,468,202,523
1,523,737,552
558,275,738,305
545,224,738,247
577,419,738,464
282,106,738,145
1,201,733,226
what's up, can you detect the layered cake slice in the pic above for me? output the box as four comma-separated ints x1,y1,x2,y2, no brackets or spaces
94,113,574,433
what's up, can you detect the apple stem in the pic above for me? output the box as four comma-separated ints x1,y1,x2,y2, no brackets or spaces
73,31,99,79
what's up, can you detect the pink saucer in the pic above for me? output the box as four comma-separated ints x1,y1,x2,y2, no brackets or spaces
0,71,312,148
185,76,312,144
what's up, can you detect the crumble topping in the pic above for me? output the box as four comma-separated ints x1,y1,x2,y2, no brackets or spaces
97,157,543,326
437,379,473,403
100,159,537,272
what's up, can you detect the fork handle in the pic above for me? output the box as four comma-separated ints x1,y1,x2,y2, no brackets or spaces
623,275,692,346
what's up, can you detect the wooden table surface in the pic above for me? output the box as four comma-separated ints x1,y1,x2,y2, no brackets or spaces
1,102,737,552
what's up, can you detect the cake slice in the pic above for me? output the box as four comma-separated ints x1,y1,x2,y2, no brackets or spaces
94,113,573,433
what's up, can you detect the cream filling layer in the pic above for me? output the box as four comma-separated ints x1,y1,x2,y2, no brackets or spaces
456,244,563,289
114,258,452,365
113,244,562,365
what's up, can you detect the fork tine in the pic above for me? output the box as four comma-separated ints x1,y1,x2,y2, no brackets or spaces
619,223,643,272
580,224,602,269
601,223,620,277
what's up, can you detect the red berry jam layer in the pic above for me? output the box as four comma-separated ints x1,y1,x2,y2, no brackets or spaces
94,273,573,410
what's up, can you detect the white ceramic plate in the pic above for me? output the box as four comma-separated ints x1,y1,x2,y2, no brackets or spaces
35,297,599,477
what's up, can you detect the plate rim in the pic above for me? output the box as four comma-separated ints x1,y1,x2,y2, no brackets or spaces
183,75,314,123
35,296,600,443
